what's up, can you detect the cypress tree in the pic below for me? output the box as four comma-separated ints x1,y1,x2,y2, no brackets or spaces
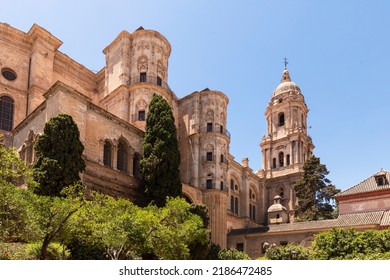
293,155,340,221
140,94,182,206
33,114,86,196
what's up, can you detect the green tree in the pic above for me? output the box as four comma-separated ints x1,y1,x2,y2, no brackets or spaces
0,145,36,187
0,181,34,242
217,248,251,260
76,193,143,260
26,185,86,260
33,114,86,197
140,94,182,206
312,228,390,260
144,197,209,259
293,155,340,221
264,243,311,260
69,195,209,260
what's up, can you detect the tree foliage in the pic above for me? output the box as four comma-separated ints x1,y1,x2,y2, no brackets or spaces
0,181,34,242
0,145,36,187
264,243,312,260
140,94,182,206
293,155,340,221
33,114,86,197
217,248,251,260
68,195,209,260
312,227,390,260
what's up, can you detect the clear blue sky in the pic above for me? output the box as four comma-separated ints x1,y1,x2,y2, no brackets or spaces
1,0,389,190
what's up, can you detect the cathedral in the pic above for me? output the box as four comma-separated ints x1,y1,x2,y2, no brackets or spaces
3,23,388,258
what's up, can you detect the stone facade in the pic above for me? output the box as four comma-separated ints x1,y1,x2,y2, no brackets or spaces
1,23,315,250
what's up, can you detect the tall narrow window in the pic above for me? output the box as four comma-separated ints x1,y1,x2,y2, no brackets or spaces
220,181,224,191
117,141,128,172
230,179,234,190
286,154,291,165
206,151,213,161
138,110,146,121
103,141,112,167
279,152,284,167
206,179,213,189
157,76,162,86
279,112,285,127
140,72,147,82
0,96,14,131
207,122,213,132
234,197,239,215
272,158,277,169
230,196,234,212
252,205,256,221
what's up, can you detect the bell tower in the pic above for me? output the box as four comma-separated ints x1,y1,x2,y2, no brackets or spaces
260,64,314,222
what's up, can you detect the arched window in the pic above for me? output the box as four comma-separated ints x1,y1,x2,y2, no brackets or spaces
133,152,141,179
272,158,277,169
0,96,14,131
117,141,128,172
278,112,285,127
103,141,112,167
230,196,234,212
279,152,284,167
286,154,291,165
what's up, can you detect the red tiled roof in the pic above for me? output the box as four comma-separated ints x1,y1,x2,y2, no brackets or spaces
336,170,390,197
228,210,390,235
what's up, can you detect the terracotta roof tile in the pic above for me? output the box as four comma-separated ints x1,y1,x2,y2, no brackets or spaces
380,211,390,226
336,170,390,197
228,211,387,236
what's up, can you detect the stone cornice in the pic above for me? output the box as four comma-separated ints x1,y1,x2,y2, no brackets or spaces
12,102,47,134
179,89,229,104
103,30,132,54
0,22,32,50
43,80,92,103
27,23,62,50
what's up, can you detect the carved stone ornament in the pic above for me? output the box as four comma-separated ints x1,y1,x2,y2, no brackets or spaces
137,41,150,51
136,99,147,110
157,60,165,78
137,55,148,72
206,109,214,122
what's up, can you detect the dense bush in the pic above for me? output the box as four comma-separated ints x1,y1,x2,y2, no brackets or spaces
265,243,312,260
312,228,390,260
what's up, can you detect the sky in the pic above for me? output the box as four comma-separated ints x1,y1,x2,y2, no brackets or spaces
1,0,389,191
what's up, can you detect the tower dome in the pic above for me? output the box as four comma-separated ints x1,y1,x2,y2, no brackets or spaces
272,69,301,98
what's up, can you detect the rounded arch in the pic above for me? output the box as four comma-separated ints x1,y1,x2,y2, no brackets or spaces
205,144,214,151
103,139,113,167
279,151,284,167
117,137,130,173
278,112,285,127
249,184,257,201
229,173,240,193
181,192,194,204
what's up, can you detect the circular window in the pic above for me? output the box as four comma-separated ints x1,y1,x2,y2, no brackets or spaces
2,68,17,81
